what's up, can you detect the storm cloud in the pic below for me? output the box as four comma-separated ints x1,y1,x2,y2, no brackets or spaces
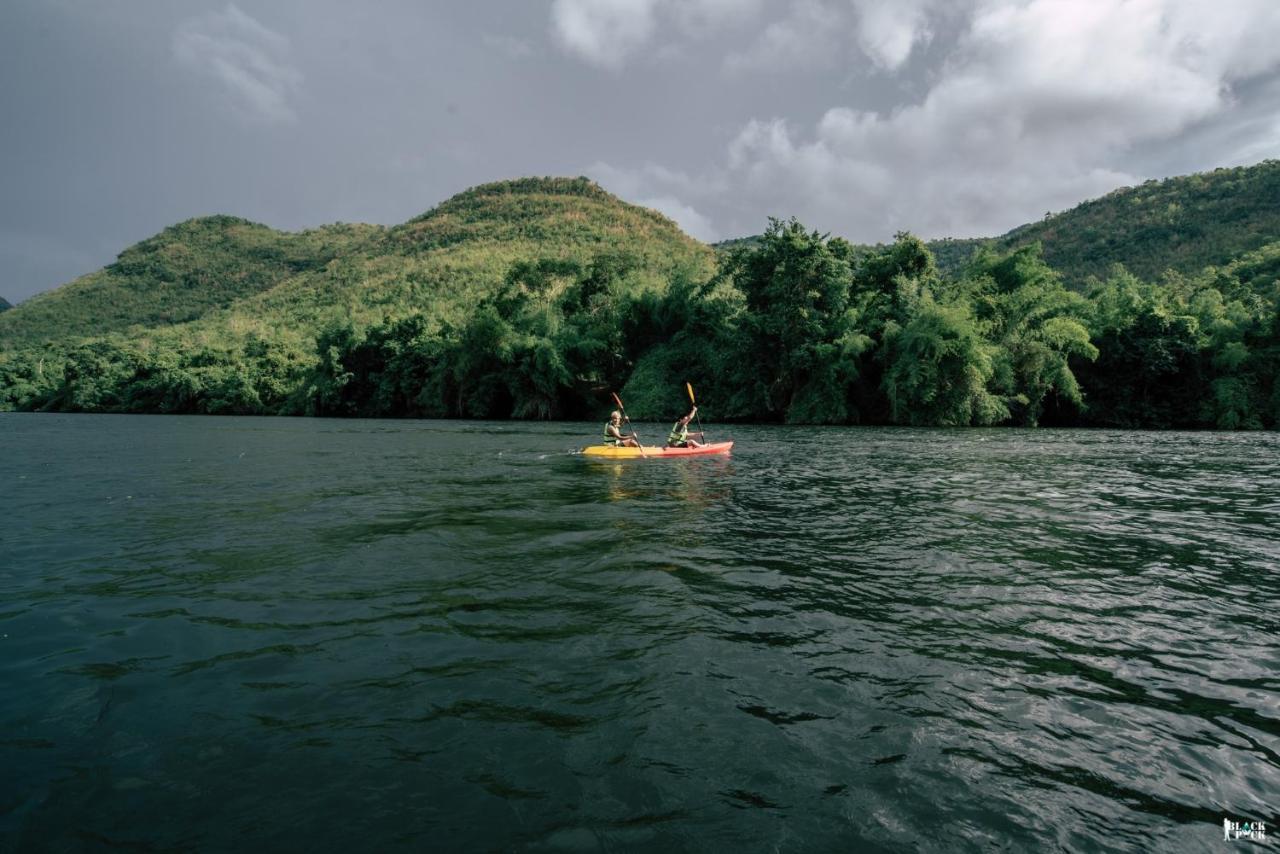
3,0,1280,302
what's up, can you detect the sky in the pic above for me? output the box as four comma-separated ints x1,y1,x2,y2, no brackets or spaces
3,0,1280,303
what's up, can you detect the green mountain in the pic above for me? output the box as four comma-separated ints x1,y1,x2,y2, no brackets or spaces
0,178,711,349
0,168,1275,428
0,217,382,349
717,160,1280,288
937,159,1280,284
0,296,11,312
0,177,715,416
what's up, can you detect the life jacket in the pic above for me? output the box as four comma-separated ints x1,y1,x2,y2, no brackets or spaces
668,420,688,446
603,422,621,445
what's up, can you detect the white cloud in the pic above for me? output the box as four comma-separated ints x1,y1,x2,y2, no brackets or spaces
549,0,763,68
720,0,1280,240
550,0,943,73
850,0,936,70
549,0,662,70
173,4,302,123
555,0,1280,243
724,0,947,74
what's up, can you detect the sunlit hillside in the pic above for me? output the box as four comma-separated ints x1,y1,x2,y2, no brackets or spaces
939,159,1280,285
0,217,383,349
0,177,716,417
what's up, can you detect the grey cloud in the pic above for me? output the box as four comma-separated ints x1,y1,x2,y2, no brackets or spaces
550,0,945,76
0,228,102,302
849,0,941,70
550,0,765,69
653,0,1280,242
172,3,302,123
4,0,1280,304
482,33,537,60
549,0,661,70
723,0,845,74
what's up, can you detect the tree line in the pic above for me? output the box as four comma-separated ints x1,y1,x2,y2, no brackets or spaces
2,219,1277,428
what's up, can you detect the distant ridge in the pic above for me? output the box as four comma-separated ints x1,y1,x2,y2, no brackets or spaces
0,296,11,312
716,159,1280,287
0,216,381,348
981,159,1280,285
0,176,713,351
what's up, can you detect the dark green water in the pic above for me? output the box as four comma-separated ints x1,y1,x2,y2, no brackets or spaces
2,414,1277,852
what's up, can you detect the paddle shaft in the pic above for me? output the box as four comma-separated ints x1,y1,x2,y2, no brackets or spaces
686,382,708,442
610,392,648,457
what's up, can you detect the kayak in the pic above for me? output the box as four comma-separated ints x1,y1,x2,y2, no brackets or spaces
582,441,734,459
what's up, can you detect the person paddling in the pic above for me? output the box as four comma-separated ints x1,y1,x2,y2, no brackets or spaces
667,406,704,449
603,410,640,448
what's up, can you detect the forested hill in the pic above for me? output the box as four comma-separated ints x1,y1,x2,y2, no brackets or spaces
717,160,1280,287
0,178,712,351
0,217,383,348
0,297,10,312
0,169,1276,428
0,177,716,418
983,159,1280,285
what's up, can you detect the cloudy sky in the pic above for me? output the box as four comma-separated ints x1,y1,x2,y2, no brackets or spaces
4,0,1280,302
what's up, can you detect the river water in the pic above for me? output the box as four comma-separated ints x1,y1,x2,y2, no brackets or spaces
1,414,1277,852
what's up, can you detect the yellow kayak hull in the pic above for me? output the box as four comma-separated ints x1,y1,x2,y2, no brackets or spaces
581,441,733,459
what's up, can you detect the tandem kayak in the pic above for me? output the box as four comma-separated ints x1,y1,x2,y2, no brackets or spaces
582,441,734,459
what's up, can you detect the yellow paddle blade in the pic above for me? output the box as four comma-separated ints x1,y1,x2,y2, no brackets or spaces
686,382,696,404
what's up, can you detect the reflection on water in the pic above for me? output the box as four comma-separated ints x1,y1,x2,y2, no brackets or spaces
1,415,1277,852
584,456,736,508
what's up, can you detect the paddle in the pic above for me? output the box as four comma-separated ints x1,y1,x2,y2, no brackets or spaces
610,392,648,457
686,382,708,443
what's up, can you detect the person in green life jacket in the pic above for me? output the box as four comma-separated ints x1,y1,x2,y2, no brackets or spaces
667,406,704,449
603,410,640,447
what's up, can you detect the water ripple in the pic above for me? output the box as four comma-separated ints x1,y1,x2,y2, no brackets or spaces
1,415,1277,852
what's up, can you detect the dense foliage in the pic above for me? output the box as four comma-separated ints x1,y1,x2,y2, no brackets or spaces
0,218,383,349
928,160,1280,286
1,172,1277,428
721,162,1280,289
